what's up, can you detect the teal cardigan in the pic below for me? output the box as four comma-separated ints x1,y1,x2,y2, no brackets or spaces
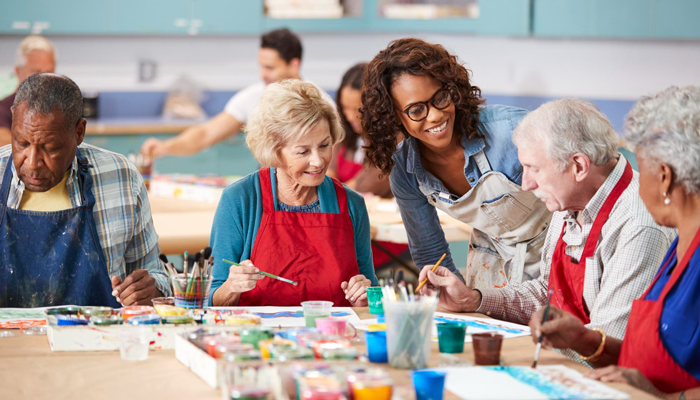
209,168,377,303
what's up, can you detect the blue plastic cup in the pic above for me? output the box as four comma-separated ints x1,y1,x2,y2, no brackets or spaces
411,370,447,400
365,331,388,363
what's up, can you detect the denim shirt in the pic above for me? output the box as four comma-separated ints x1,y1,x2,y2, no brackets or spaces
389,104,527,278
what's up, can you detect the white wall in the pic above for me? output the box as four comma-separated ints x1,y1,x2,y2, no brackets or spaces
1,32,699,100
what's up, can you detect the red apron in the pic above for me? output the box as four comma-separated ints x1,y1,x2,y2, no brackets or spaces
548,163,633,324
239,168,356,307
336,146,409,267
618,227,700,393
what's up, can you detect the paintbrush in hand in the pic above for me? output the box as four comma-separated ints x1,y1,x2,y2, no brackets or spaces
532,289,554,368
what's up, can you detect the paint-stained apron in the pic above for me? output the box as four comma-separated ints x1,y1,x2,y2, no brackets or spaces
418,149,551,290
0,155,119,308
548,162,632,323
238,168,356,307
618,226,700,393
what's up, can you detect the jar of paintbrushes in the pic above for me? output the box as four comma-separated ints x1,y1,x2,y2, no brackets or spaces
382,285,438,369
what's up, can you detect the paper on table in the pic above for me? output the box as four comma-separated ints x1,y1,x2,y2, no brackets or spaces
0,307,50,329
436,365,630,400
355,312,530,343
211,306,361,327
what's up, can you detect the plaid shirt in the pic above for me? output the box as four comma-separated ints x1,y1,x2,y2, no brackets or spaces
0,143,171,297
477,155,676,364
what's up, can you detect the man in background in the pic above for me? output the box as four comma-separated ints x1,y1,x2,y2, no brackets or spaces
141,28,331,158
0,35,56,146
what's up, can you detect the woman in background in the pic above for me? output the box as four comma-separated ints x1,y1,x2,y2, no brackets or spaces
328,63,410,271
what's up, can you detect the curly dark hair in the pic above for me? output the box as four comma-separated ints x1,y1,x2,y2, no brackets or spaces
336,62,367,152
360,38,485,175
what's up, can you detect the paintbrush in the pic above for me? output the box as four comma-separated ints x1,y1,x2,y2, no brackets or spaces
532,289,554,369
414,253,447,294
222,259,298,286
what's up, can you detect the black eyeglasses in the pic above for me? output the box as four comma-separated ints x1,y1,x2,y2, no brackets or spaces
401,88,452,122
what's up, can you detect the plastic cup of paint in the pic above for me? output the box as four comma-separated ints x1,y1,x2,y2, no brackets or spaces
366,287,384,315
236,327,274,349
301,301,333,328
351,371,393,400
128,314,162,325
118,327,150,361
437,322,467,354
45,306,83,326
276,327,321,344
364,331,388,363
471,332,504,365
221,349,262,362
229,386,270,400
309,337,351,359
55,315,90,326
80,306,113,318
205,335,242,357
153,304,187,317
219,362,276,400
151,296,175,307
315,317,357,339
320,346,357,360
411,370,447,400
271,345,315,361
225,313,262,326
91,315,124,326
163,315,194,325
171,275,214,309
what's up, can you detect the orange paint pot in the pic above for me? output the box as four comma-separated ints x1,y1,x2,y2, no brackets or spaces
120,306,155,321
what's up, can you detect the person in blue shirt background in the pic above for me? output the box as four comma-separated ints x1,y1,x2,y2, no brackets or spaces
360,38,551,290
529,86,700,398
209,79,377,308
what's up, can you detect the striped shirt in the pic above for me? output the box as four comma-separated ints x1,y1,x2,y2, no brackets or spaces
0,143,171,297
477,154,676,365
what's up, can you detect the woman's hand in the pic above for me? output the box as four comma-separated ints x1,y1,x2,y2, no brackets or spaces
529,306,589,350
586,366,666,398
223,260,264,294
341,274,372,307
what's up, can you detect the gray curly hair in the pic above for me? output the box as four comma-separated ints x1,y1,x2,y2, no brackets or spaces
624,86,700,195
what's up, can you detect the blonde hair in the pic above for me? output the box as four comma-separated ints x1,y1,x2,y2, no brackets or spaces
246,79,344,167
15,36,56,67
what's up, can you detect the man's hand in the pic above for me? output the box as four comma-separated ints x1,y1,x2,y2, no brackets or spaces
140,138,167,159
418,265,480,312
529,306,589,350
111,270,163,306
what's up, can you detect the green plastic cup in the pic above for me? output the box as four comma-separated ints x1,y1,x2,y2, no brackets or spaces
366,287,384,315
437,322,467,353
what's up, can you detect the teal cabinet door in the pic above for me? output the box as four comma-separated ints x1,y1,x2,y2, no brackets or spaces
30,0,115,34
0,2,32,34
653,0,700,38
112,0,189,34
533,0,655,38
192,0,262,34
366,0,530,36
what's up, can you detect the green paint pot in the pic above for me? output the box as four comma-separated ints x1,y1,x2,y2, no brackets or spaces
366,287,384,315
437,322,466,354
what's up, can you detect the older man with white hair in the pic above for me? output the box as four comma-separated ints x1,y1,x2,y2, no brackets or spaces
0,35,56,146
418,98,676,363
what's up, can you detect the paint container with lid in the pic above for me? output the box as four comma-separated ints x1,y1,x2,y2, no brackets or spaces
128,314,162,325
120,306,155,321
163,315,194,325
236,327,274,349
80,306,113,318
91,315,124,326
205,335,242,357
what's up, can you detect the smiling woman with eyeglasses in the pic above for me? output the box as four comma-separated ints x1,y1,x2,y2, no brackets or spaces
360,38,552,291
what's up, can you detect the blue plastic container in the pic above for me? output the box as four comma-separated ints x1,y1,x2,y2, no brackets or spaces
365,330,388,363
411,370,447,400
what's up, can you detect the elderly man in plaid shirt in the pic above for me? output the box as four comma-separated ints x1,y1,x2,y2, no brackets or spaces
0,73,170,308
418,98,676,364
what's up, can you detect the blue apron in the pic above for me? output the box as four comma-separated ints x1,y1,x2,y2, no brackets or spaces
0,154,120,308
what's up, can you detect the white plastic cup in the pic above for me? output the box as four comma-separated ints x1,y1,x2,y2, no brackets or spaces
119,327,151,361
384,299,437,369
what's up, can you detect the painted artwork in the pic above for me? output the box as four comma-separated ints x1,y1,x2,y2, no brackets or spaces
438,365,629,400
212,306,360,327
354,311,530,342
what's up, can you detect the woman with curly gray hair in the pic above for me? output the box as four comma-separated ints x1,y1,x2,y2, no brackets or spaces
529,86,700,398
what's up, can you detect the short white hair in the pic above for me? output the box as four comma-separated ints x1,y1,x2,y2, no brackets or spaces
245,79,344,167
625,86,700,195
15,36,56,67
513,98,619,172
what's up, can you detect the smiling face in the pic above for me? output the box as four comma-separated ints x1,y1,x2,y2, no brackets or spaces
278,118,333,188
11,103,85,192
340,86,362,135
390,74,456,152
259,48,299,86
518,144,578,213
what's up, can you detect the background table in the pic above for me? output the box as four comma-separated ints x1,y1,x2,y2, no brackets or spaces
0,308,655,400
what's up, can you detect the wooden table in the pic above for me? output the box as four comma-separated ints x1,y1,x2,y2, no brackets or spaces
150,196,472,256
0,308,654,400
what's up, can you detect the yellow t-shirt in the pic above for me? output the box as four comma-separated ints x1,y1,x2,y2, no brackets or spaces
19,171,73,212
